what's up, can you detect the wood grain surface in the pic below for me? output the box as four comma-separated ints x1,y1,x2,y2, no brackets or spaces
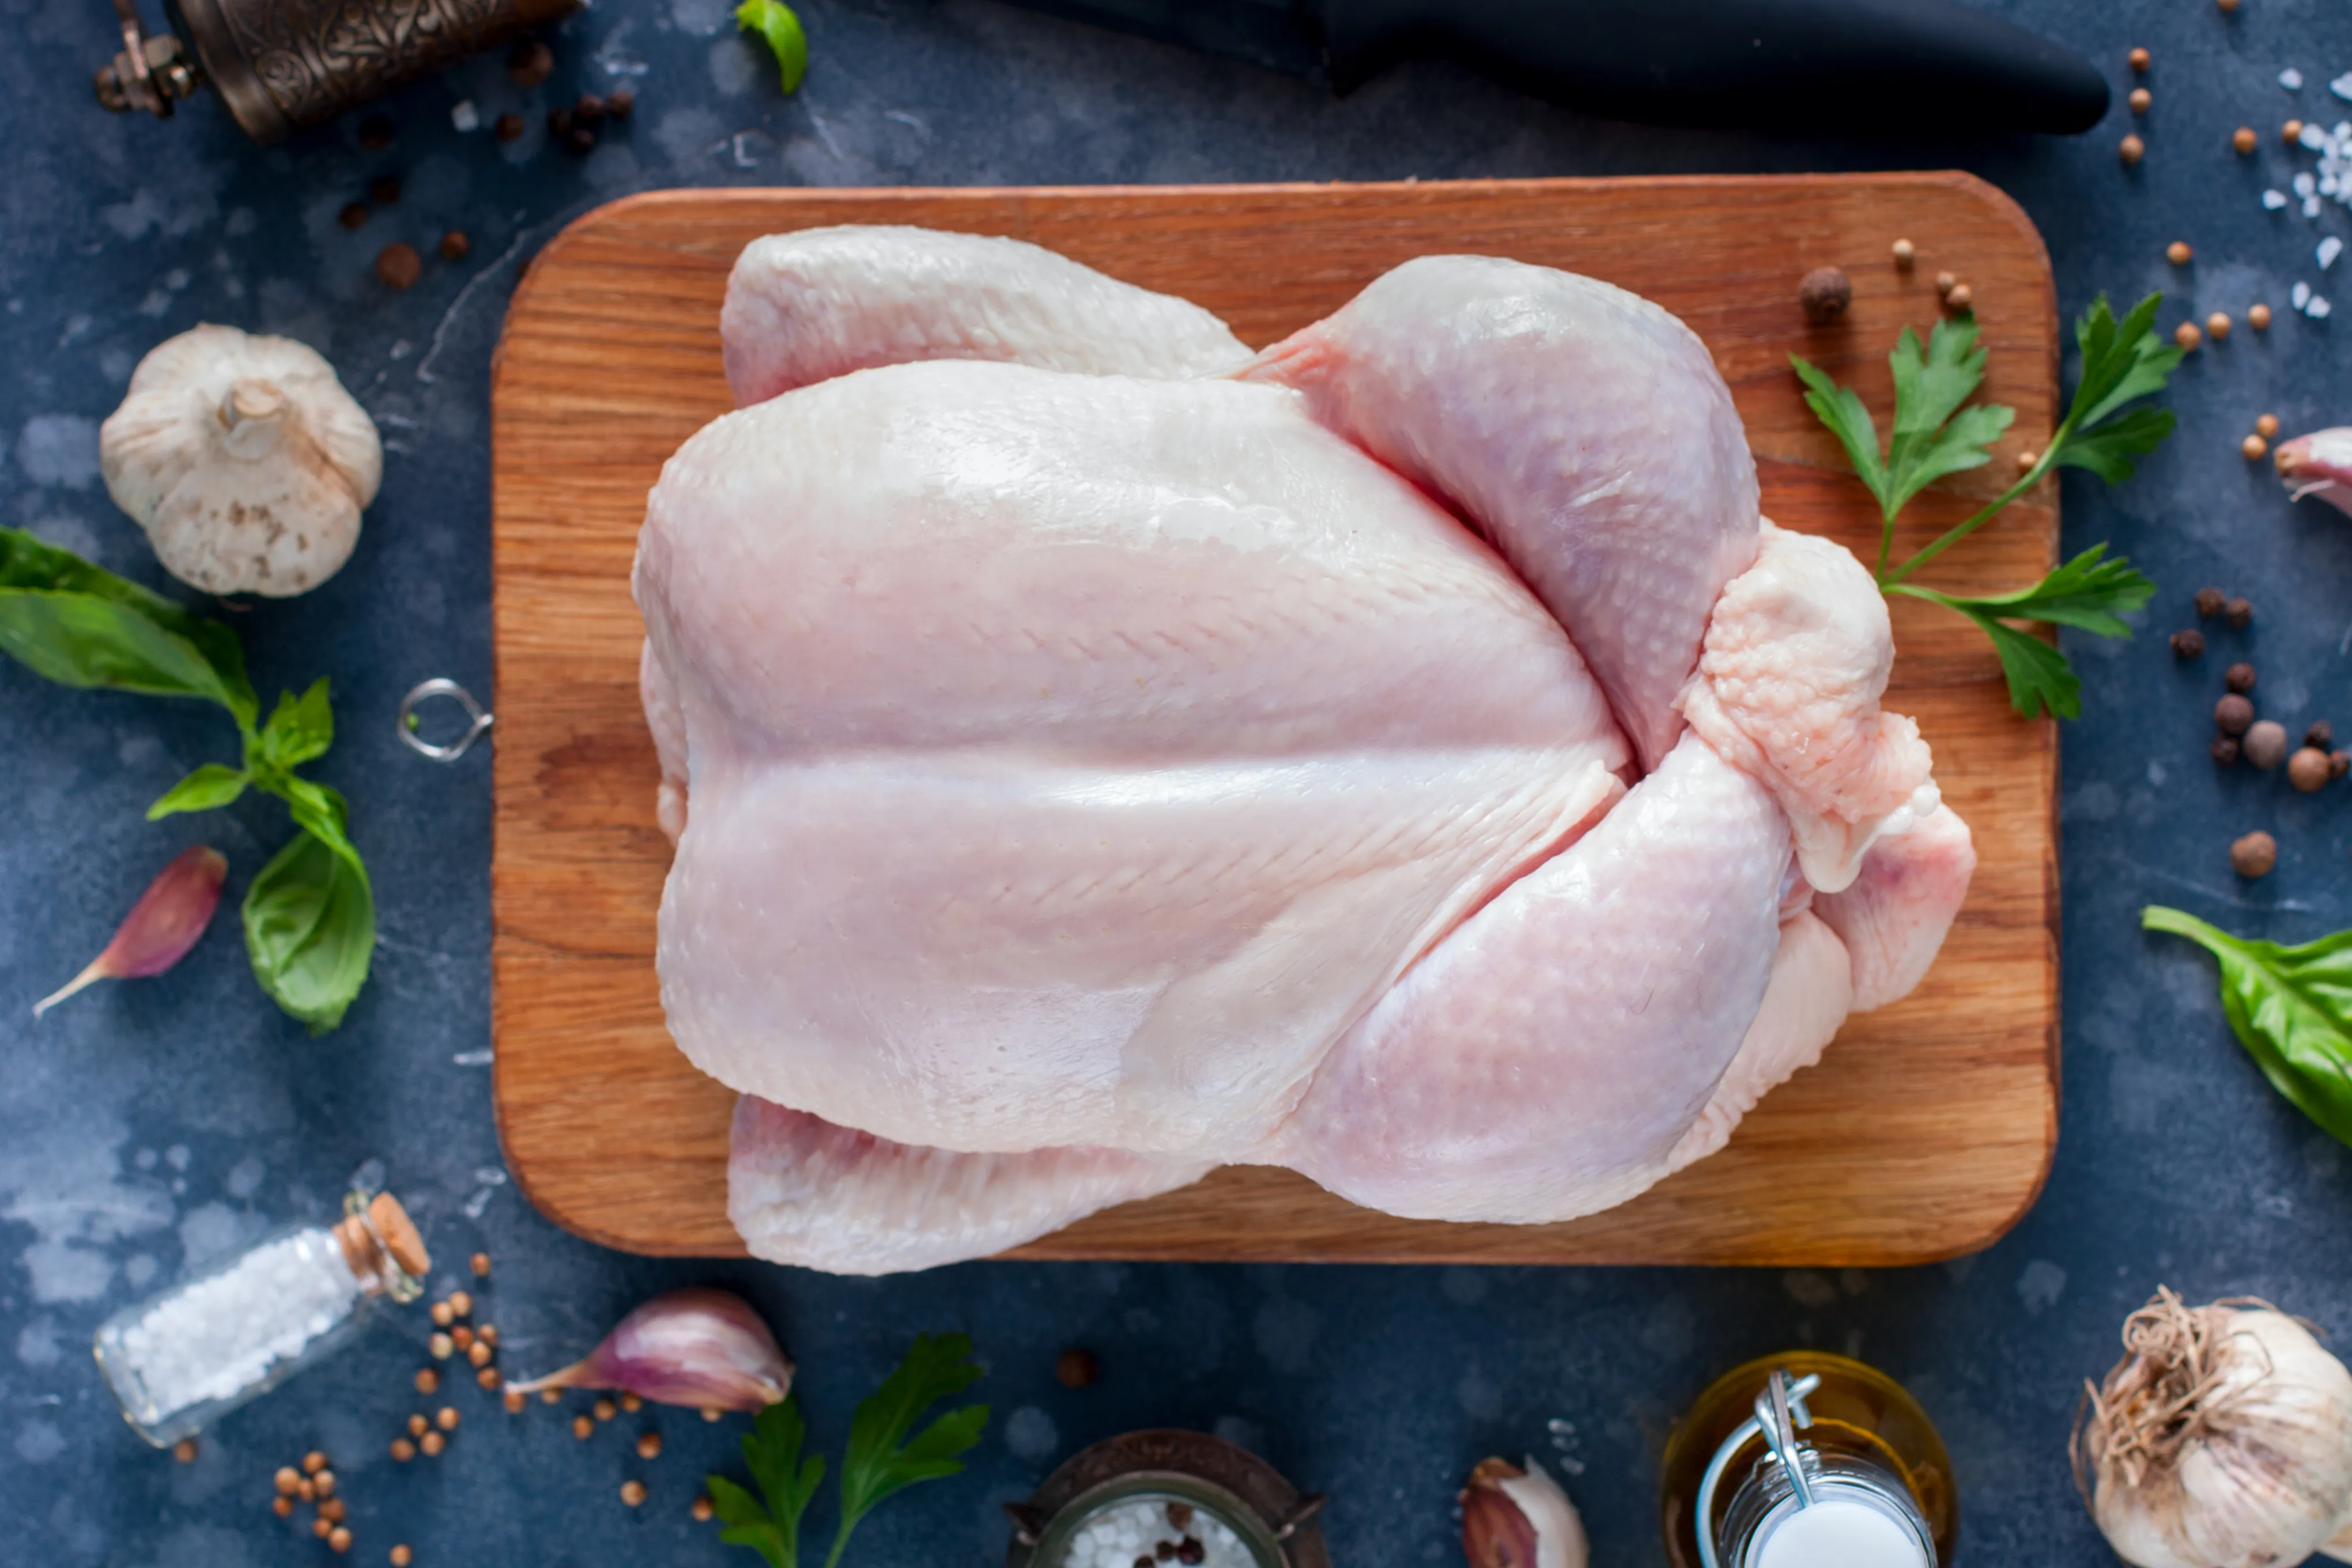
490,176,2060,1267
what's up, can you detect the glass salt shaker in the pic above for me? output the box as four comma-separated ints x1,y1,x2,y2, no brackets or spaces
93,1187,429,1447
1660,1352,1955,1568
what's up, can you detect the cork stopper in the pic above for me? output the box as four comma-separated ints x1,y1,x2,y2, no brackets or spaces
368,1192,431,1279
331,1191,431,1292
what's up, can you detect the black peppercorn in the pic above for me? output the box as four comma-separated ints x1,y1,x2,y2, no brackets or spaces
369,176,402,205
2225,661,2257,693
2226,596,2253,628
2170,629,2205,658
494,112,524,142
567,124,597,153
2215,694,2255,735
2194,587,2226,618
607,88,635,119
509,39,554,88
338,202,369,230
575,92,606,124
358,114,395,151
2211,734,2241,765
1054,1348,1098,1389
2307,721,2334,751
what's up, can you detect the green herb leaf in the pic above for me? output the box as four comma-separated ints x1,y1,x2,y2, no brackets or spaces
1790,353,1889,513
242,825,374,1034
2051,405,2179,484
0,528,256,726
148,764,250,819
1892,591,2079,719
2070,293,2183,434
258,678,334,770
2143,906,2352,1147
1889,546,2150,719
1882,318,2015,516
828,1335,988,1567
708,1475,791,1568
735,0,808,93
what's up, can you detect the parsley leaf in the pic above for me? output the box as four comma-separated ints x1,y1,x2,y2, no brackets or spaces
1891,545,2154,719
827,1333,988,1567
705,1398,826,1568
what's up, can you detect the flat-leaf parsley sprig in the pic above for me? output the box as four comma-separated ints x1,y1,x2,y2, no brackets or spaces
1790,294,2180,719
708,1333,990,1568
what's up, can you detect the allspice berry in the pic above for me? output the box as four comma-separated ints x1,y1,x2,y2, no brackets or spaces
2170,629,2205,658
376,243,422,291
2289,747,2334,791
1056,1347,1101,1388
1799,266,1852,324
493,112,524,142
2195,587,2227,618
2226,596,2253,629
2244,719,2290,769
2225,662,2257,694
2230,830,2277,878
607,88,636,118
2215,693,2256,735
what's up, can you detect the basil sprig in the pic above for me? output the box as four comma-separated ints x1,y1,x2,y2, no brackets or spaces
0,528,374,1032
2144,906,2352,1146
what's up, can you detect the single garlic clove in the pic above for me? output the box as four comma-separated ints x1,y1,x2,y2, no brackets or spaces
507,1287,792,1412
2277,427,2352,517
1460,1455,1588,1568
35,845,226,1017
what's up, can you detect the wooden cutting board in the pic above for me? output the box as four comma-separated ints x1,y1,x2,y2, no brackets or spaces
490,176,2059,1267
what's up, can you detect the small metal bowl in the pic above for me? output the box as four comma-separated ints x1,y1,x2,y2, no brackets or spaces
1005,1430,1328,1568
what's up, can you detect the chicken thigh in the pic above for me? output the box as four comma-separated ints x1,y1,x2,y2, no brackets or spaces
637,231,1973,1274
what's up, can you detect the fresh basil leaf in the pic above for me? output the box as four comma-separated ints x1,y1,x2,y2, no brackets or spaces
0,588,239,707
707,1475,791,1568
2051,406,2179,484
258,678,334,769
2143,907,2352,1147
0,528,256,726
148,764,250,820
1790,354,1889,515
242,827,374,1033
831,1333,988,1558
735,0,808,93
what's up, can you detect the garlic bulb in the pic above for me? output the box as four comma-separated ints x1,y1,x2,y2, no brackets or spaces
2075,1288,2352,1568
1460,1455,1588,1568
100,324,380,597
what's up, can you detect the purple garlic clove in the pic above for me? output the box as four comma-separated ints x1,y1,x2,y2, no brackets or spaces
507,1287,792,1412
1460,1456,1588,1568
35,845,227,1017
2277,428,2352,517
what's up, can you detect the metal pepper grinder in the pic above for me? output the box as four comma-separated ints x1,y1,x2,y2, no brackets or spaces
95,0,579,143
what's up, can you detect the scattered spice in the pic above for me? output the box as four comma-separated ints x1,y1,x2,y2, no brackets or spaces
693,1496,715,1522
1891,237,1915,268
391,1548,413,1567
1943,283,1973,312
430,1301,453,1328
2290,748,2334,791
2286,118,2306,145
1934,270,1957,297
1056,1347,1101,1388
542,1389,562,1404
2206,311,2232,339
621,1391,644,1412
451,1325,474,1351
330,1525,352,1552
2308,722,2334,750
470,1252,492,1278
2195,586,2227,618
622,1480,648,1507
493,112,523,142
419,1430,445,1457
477,1366,501,1391
467,1339,490,1367
2017,449,2039,473
2216,0,2238,12
436,1407,459,1431
2129,87,2151,114
369,176,401,205
2167,241,2194,266
2120,134,2146,166
338,203,368,231
703,1407,724,1422
315,1470,337,1498
480,1326,499,1348
2236,127,2259,154
2217,694,2256,735
313,1517,333,1540
2230,831,2278,877
2212,735,2241,765
2245,721,2290,769
638,1431,663,1459
358,115,394,150
320,1497,346,1522
576,92,606,124
376,243,421,291
407,1414,429,1437
504,1389,526,1414
2251,304,2274,330
608,88,635,118
2170,629,2205,658
450,1292,473,1318
573,1415,595,1439
1799,266,1852,324
2128,46,2149,71
303,1452,329,1476
2174,321,2203,350
174,1437,198,1462
276,1467,301,1497
2228,596,2253,629
439,231,470,262
273,1496,294,1518
2226,662,2258,694
2258,414,2281,438
2245,434,2270,460
300,1477,316,1501
429,1332,453,1359
594,1398,617,1422
508,39,553,87
390,1437,415,1461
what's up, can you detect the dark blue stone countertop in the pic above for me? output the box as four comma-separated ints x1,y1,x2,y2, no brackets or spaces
4,0,2351,1563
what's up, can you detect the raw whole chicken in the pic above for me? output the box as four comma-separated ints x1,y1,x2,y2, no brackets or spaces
634,226,1977,1275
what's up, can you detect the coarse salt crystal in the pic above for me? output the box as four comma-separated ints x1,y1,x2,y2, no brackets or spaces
451,100,479,132
2295,281,2315,308
2304,123,2331,150
2297,172,2319,197
2282,68,2305,90
2307,198,2326,218
2310,296,2334,318
2264,189,2291,210
2324,237,2346,269
2334,73,2352,102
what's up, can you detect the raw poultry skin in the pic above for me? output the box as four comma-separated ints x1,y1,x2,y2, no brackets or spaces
637,228,1975,1274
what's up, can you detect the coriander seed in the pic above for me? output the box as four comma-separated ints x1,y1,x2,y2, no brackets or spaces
436,1406,459,1431
2174,322,2202,350
470,1252,491,1277
2217,0,2238,13
478,1326,498,1348
429,1333,453,1360
414,1369,439,1395
505,1389,526,1414
2244,434,2269,459
595,1399,617,1422
1934,270,1956,297
2128,46,2149,70
541,1388,561,1404
300,1477,316,1501
2257,413,2280,437
2234,127,2257,154
637,1431,662,1459
621,1392,643,1413
703,1407,724,1422
622,1480,648,1507
1891,238,1915,267
2232,831,2277,879
330,1525,352,1552
390,1437,415,1462
173,1437,198,1462
573,1415,594,1439
276,1467,301,1496
2120,134,2146,165
451,1325,473,1351
2206,311,2231,339
314,1470,336,1498
1943,284,1973,311
314,1516,333,1539
449,1291,473,1318
2166,241,2192,266
320,1498,346,1522
430,1301,453,1328
2286,119,2305,143
273,1496,295,1518
407,1414,429,1437
391,1548,413,1567
419,1430,445,1457
2129,87,2151,113
466,1338,489,1366
477,1367,501,1391
693,1497,715,1522
304,1451,329,1475
2016,449,2038,473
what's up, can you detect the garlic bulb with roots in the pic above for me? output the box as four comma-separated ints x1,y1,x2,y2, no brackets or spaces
2074,1288,2352,1568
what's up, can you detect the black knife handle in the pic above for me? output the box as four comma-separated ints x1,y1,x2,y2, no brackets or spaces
1320,0,2111,134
